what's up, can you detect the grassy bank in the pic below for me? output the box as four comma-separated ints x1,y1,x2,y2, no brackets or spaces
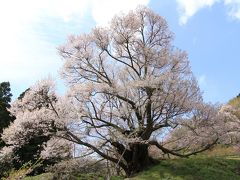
22,156,240,180
129,156,240,180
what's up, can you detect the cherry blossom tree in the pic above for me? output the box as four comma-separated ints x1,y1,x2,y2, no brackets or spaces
57,6,223,175
1,7,236,176
0,79,72,175
218,104,240,146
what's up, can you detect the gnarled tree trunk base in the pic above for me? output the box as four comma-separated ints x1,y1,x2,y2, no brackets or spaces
124,144,158,177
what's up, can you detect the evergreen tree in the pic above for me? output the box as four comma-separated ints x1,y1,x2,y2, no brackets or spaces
0,82,15,148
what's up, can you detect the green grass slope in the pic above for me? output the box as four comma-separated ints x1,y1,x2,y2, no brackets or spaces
129,156,240,180
23,156,240,180
23,173,53,180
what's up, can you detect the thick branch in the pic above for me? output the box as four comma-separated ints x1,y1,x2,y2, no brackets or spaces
149,138,219,158
65,130,128,171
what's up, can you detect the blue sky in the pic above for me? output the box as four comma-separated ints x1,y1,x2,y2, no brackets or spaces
0,0,239,103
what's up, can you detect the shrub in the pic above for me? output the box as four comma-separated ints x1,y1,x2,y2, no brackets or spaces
47,157,107,180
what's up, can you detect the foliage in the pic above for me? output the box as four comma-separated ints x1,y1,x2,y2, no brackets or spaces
218,105,240,147
0,82,15,148
229,94,240,109
46,157,107,180
0,82,14,126
0,154,13,179
2,160,42,180
12,135,51,171
0,82,15,178
202,145,240,157
0,87,69,176
0,87,47,175
1,6,239,177
228,94,240,125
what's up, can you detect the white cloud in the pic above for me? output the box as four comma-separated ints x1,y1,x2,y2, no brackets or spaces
177,0,219,25
0,0,150,98
176,0,240,25
198,75,207,88
91,0,150,26
0,0,89,82
224,0,240,20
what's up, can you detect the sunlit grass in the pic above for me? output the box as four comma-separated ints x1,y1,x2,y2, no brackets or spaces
23,146,240,180
129,156,240,180
24,173,53,180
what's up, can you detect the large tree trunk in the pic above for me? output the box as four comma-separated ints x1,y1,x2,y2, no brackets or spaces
123,144,156,177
